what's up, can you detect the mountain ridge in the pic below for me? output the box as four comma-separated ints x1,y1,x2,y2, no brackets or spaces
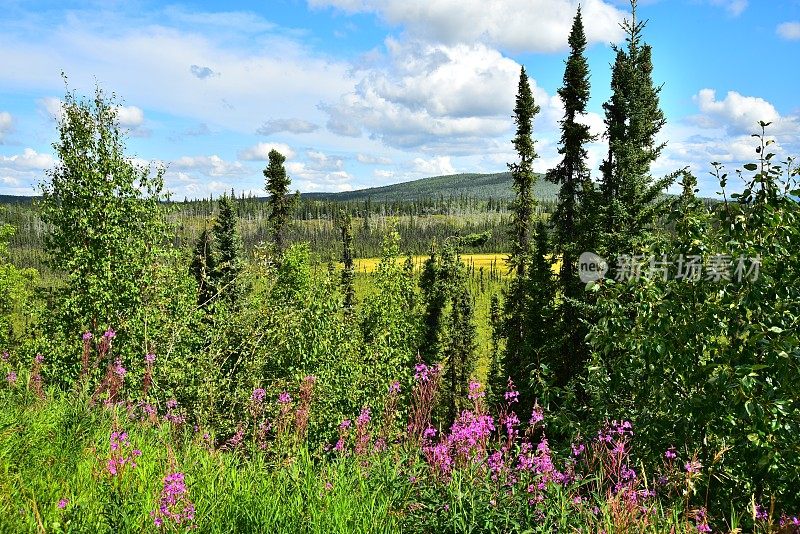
301,171,558,202
0,172,559,204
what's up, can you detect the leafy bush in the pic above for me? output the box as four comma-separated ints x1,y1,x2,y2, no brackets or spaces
586,130,800,510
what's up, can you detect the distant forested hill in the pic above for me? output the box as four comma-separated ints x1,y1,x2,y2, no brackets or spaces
0,172,556,205
302,172,558,202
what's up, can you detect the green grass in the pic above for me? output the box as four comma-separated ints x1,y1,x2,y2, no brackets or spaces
0,389,406,533
0,386,763,533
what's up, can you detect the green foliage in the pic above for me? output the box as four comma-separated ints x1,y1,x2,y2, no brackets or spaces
507,67,541,278
598,0,671,256
189,226,215,308
359,231,421,397
0,222,39,349
586,132,800,510
546,7,596,386
38,80,168,364
339,212,356,314
211,194,244,305
264,149,294,255
419,239,479,421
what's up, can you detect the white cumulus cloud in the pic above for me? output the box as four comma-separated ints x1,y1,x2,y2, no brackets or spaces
777,22,800,41
357,153,392,164
0,148,56,170
115,105,145,127
238,142,295,161
171,155,248,177
256,118,319,135
309,0,626,52
692,89,798,136
410,155,455,175
321,39,563,151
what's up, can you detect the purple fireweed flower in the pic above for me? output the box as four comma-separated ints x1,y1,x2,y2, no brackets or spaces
6,371,17,384
1,351,8,362
57,498,68,509
755,504,768,521
423,426,437,439
665,446,677,459
113,358,126,377
694,507,712,532
530,405,544,424
356,407,371,426
145,353,156,364
166,399,178,410
685,460,702,474
388,381,401,394
621,465,636,481
224,428,244,450
278,391,291,404
34,354,44,364
152,472,195,528
414,363,431,382
104,328,116,339
82,332,93,341
487,450,505,478
571,443,585,457
779,514,800,527
251,388,266,402
467,381,484,400
324,482,333,491
339,419,351,430
504,389,519,403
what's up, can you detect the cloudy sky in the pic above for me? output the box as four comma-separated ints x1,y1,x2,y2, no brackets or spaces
0,0,798,198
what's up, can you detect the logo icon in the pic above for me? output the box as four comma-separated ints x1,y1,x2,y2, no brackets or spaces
579,252,608,283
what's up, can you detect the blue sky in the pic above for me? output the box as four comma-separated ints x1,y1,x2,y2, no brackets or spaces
0,0,798,198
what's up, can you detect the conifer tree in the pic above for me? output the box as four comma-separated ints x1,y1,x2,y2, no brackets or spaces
599,0,671,257
498,67,543,412
508,67,540,278
212,194,243,304
264,149,293,256
547,7,595,384
419,245,446,363
190,225,216,308
444,284,477,422
487,293,504,405
339,211,356,314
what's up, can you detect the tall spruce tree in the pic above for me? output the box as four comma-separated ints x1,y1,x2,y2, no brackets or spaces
264,149,293,256
599,0,671,257
212,194,243,305
546,7,596,384
508,67,540,278
444,284,477,422
419,243,446,363
419,239,477,423
190,225,216,308
339,211,356,314
498,66,547,414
